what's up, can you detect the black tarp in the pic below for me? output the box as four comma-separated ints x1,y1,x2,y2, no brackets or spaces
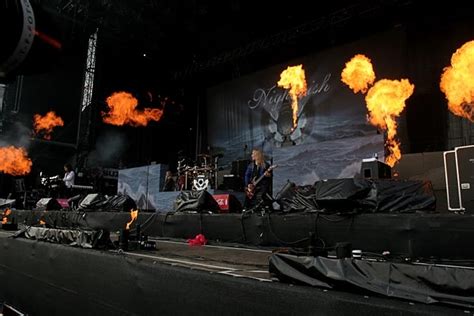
15,226,110,248
8,210,474,260
279,178,436,213
78,194,137,212
269,253,474,308
173,190,220,213
0,236,462,315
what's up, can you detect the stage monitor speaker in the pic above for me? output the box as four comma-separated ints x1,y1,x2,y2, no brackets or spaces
174,190,220,213
79,193,106,209
455,145,474,212
443,150,461,211
35,198,62,210
212,194,242,213
361,160,391,179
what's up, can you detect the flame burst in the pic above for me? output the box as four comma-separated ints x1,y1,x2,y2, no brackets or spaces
341,54,376,94
366,79,414,167
0,146,32,175
440,40,474,121
341,54,414,167
277,65,308,129
125,209,139,230
2,209,11,224
102,92,163,126
33,111,64,140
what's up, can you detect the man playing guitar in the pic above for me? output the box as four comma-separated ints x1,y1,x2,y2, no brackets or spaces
243,149,275,210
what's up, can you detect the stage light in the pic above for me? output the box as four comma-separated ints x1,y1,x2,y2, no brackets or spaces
0,0,63,81
0,0,36,79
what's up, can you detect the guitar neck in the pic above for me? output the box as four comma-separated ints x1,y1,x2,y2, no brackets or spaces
253,165,275,186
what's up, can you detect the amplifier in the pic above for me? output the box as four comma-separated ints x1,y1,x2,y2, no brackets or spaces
222,174,243,191
455,145,474,212
444,150,461,211
361,159,391,179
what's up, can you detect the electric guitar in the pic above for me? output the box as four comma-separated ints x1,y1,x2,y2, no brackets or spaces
246,164,278,199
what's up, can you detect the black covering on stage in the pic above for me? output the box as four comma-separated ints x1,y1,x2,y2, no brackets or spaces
269,253,474,308
9,210,474,260
279,178,436,213
78,194,137,212
173,189,220,213
16,226,110,248
0,236,463,315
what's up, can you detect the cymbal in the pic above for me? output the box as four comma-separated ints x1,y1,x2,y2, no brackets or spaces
195,167,214,171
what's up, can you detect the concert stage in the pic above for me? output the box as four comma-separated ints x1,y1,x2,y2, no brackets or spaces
0,230,469,315
2,181,474,313
6,208,474,260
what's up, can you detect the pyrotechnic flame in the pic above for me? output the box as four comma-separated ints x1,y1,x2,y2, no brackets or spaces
341,54,415,167
365,79,414,167
341,54,376,94
1,209,11,225
102,92,163,126
0,146,32,176
440,40,474,122
277,65,307,129
33,111,64,140
125,209,139,230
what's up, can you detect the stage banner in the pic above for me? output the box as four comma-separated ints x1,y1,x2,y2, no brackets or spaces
207,30,406,192
117,164,168,210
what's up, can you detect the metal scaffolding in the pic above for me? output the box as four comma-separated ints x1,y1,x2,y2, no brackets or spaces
76,29,98,168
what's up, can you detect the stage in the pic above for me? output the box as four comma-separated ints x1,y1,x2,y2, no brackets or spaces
0,230,469,315
6,209,474,261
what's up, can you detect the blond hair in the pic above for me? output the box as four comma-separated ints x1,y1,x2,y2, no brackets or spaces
252,149,265,167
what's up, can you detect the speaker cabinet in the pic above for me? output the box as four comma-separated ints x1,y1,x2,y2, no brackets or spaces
212,194,242,213
444,150,461,211
361,160,391,179
455,145,474,212
222,174,243,191
231,159,250,179
35,198,62,210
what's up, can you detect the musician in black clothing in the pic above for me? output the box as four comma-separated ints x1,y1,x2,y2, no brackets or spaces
243,149,273,210
162,170,176,192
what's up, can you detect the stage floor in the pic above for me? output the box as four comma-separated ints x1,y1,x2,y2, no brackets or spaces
0,229,471,315
119,238,273,281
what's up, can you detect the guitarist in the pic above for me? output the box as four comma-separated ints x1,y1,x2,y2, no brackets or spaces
243,149,272,210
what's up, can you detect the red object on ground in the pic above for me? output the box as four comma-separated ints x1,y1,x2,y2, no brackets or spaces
187,234,207,246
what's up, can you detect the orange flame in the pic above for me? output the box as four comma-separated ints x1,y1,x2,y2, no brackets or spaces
39,219,46,225
125,209,139,230
440,40,474,121
341,55,415,167
2,209,11,225
33,111,64,140
277,65,307,128
341,54,376,94
102,92,164,126
366,79,414,167
0,146,32,175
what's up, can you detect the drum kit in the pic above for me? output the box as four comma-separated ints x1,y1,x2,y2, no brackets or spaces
177,154,219,191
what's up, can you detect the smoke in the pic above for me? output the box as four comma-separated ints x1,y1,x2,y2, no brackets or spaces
0,121,31,148
87,130,128,167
